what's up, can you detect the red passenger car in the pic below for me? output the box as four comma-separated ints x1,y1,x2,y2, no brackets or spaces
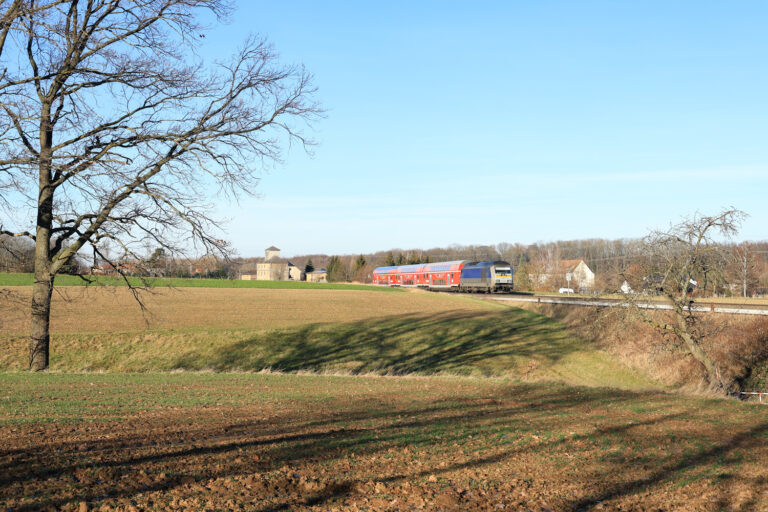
372,260,468,290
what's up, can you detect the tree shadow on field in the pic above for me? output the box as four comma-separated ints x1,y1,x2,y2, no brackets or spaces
172,308,585,377
563,420,768,511
3,384,768,511
0,385,618,508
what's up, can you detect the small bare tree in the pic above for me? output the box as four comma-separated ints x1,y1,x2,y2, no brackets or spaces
0,0,319,370
0,234,34,271
621,208,747,392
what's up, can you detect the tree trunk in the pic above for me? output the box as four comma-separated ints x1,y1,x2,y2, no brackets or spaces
29,269,53,371
30,105,54,371
674,309,724,391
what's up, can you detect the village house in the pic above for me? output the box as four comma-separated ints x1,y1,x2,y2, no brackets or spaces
532,259,596,292
561,259,595,291
91,262,139,276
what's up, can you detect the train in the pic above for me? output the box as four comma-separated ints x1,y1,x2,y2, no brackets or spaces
372,260,513,293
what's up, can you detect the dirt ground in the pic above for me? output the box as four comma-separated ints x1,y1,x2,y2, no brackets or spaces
2,373,767,511
0,287,487,335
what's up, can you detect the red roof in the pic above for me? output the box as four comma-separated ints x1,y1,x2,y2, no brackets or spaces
559,259,584,272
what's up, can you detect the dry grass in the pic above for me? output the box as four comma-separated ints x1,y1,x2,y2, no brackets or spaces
0,287,488,335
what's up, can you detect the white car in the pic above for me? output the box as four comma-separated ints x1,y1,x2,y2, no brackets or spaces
558,288,574,294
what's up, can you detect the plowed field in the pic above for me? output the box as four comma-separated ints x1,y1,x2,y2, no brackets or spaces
2,373,767,511
0,287,449,335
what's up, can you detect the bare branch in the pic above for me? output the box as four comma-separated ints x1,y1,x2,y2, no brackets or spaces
619,208,748,393
0,0,320,370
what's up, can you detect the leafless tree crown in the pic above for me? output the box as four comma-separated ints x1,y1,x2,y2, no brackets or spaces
0,0,320,270
620,208,747,391
641,209,746,297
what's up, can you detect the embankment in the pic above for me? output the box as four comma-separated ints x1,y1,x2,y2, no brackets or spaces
510,301,768,391
0,287,654,389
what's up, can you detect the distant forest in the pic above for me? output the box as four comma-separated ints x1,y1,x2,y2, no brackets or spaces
3,235,767,294
281,239,768,293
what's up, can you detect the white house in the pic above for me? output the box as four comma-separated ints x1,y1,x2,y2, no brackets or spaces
561,259,595,291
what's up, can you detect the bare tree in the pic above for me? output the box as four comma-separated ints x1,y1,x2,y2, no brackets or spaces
0,0,319,370
621,208,747,392
0,234,34,271
730,243,764,298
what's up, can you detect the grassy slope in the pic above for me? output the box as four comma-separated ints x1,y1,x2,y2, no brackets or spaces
0,272,399,291
0,287,654,389
512,301,768,392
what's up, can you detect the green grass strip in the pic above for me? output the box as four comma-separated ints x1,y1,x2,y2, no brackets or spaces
0,272,402,291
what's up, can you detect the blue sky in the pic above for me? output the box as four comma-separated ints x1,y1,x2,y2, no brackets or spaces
201,1,766,257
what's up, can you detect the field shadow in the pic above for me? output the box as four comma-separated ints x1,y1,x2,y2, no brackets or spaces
3,384,766,510
172,308,589,378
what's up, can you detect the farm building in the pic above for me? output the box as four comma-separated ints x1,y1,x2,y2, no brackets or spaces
306,270,328,283
241,246,305,281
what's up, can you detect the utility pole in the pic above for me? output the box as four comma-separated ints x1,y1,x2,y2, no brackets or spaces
744,247,748,298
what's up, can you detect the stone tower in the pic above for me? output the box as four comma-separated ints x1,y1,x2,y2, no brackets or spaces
265,246,280,260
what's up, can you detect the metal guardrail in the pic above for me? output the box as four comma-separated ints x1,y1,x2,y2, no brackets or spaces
488,295,768,316
733,392,768,404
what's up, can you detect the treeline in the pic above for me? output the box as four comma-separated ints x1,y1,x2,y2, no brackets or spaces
5,234,767,293
0,237,239,278
294,238,768,292
0,236,79,274
0,236,34,273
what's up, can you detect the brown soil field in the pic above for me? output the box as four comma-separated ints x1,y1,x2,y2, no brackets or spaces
0,287,488,335
1,373,767,511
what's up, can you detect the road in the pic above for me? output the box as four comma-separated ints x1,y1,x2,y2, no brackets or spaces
480,293,768,316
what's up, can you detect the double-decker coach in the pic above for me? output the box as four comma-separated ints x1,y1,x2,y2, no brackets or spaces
372,260,467,289
373,260,513,292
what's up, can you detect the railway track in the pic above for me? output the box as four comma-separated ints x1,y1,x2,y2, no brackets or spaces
480,293,768,316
